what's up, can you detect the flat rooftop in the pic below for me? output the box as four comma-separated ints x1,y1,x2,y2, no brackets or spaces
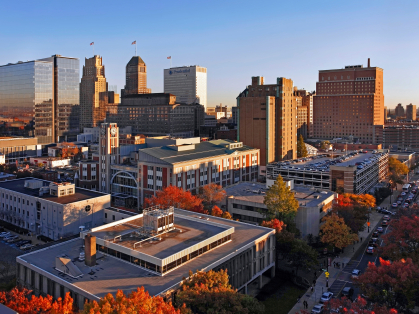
224,182,334,207
0,178,107,204
18,209,273,298
90,215,231,260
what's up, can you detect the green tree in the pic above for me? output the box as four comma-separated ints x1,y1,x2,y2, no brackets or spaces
288,239,318,276
297,135,308,158
264,175,299,223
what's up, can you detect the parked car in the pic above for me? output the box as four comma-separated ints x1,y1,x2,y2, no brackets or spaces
311,304,324,314
383,215,390,221
8,237,21,243
20,243,34,250
6,236,19,243
15,240,31,247
377,227,384,233
366,246,375,254
342,287,354,297
351,269,361,278
382,220,389,226
372,231,379,238
0,232,11,238
320,292,334,303
392,203,398,208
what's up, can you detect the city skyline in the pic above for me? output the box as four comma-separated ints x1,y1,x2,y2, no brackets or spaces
1,0,418,109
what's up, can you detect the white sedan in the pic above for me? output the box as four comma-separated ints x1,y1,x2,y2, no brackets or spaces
320,292,334,303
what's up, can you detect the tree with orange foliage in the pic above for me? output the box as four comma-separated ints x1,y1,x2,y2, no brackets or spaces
355,258,419,312
261,218,285,233
143,185,207,214
320,214,358,249
60,142,79,159
332,194,372,234
336,193,376,209
323,295,398,314
221,211,232,220
176,270,264,314
0,287,73,314
81,287,181,314
211,205,223,217
381,214,419,264
199,183,226,210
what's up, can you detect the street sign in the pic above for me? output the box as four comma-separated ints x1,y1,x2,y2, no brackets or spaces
325,272,329,278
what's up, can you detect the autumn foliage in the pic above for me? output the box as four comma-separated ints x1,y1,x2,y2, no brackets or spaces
381,215,419,264
335,193,376,209
176,270,264,314
324,295,398,314
261,218,285,233
355,257,419,312
320,213,358,249
0,287,73,314
211,205,223,217
199,183,226,209
143,185,207,214
81,287,181,314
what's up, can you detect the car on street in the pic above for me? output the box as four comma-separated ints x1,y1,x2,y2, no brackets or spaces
320,292,334,303
351,269,361,278
311,304,324,314
372,231,379,238
404,203,409,207
382,220,389,226
377,227,384,233
397,200,402,205
366,246,375,254
384,215,390,221
401,192,407,196
392,203,398,208
20,243,34,250
342,287,354,297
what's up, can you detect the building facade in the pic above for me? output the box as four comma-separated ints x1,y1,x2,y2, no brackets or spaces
121,56,151,96
297,105,308,139
0,179,110,240
237,76,296,169
406,103,416,121
0,55,79,144
313,60,384,143
79,56,108,131
107,93,204,137
395,103,405,118
164,66,207,110
373,125,419,150
0,137,40,164
98,123,120,194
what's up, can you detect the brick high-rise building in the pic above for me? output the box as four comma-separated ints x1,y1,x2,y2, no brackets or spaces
297,105,308,139
237,76,296,169
313,59,384,143
406,103,416,121
121,56,151,96
395,103,405,118
79,56,108,131
294,89,314,138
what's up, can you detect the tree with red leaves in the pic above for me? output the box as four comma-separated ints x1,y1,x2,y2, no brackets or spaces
381,215,419,263
261,219,285,233
354,257,419,312
322,295,398,314
199,183,226,210
176,270,264,314
0,287,73,314
81,287,181,314
143,185,207,214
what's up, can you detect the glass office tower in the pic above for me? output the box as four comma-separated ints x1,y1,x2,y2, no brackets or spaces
0,55,79,144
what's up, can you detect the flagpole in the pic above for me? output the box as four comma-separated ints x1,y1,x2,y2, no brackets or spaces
171,57,172,68
93,44,94,56
135,42,137,56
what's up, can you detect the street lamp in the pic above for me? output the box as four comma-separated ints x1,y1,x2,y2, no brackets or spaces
367,210,370,233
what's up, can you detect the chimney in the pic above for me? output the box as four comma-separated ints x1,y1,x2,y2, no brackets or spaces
84,233,96,267
368,58,370,68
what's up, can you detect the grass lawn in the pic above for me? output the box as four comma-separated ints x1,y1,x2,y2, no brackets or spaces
262,286,306,314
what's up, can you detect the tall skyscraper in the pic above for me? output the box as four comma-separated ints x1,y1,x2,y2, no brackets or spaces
406,103,416,121
237,76,296,169
313,59,384,143
0,55,79,144
164,66,207,110
79,55,108,131
395,103,405,118
121,56,151,96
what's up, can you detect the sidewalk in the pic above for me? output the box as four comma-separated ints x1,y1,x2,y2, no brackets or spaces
288,195,396,314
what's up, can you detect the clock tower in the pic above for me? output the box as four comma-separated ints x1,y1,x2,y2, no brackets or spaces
99,123,120,193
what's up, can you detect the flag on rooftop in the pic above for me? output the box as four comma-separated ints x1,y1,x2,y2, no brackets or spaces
167,56,171,59
132,41,136,45
90,42,94,46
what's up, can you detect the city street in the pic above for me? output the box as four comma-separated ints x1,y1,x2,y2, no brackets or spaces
289,170,419,314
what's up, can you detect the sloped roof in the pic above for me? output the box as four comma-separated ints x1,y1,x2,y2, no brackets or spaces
127,56,145,66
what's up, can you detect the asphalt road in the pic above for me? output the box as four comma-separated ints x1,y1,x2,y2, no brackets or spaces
327,173,419,300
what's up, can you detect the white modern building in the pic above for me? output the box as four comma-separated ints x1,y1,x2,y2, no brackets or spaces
164,66,207,110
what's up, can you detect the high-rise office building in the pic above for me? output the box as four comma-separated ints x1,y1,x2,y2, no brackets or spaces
79,55,108,131
0,55,79,144
121,56,151,96
164,66,207,110
395,103,405,118
237,76,296,169
294,89,314,138
406,103,416,121
313,59,384,143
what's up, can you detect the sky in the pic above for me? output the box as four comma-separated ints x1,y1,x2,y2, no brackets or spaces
1,0,418,109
